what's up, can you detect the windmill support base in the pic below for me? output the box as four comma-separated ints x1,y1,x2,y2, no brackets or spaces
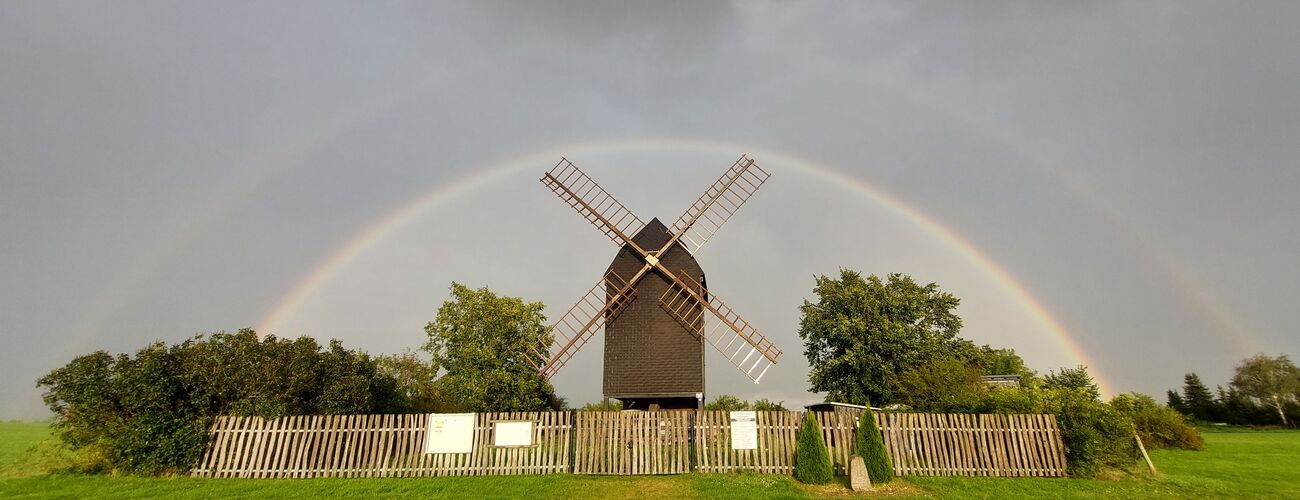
613,393,701,411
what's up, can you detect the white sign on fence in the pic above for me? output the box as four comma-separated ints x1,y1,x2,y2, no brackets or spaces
424,413,475,454
492,420,534,447
730,411,758,450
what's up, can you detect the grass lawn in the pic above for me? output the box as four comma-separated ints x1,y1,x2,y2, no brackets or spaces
908,429,1300,499
2,421,1297,499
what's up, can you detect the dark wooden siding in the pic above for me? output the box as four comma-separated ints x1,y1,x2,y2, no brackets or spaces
603,218,705,399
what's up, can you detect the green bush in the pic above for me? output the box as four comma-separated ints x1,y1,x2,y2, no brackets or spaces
37,330,408,475
1110,393,1204,451
704,395,747,411
793,412,833,484
1043,365,1101,400
700,395,786,411
1049,389,1136,478
975,384,1044,413
855,408,893,484
893,356,987,412
750,399,787,411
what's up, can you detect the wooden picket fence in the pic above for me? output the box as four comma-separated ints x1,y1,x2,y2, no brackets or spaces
191,412,571,478
694,410,859,475
571,411,692,475
876,412,1067,477
191,410,1066,478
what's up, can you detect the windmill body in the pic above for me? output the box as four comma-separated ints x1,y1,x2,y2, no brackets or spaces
604,218,705,410
528,155,783,410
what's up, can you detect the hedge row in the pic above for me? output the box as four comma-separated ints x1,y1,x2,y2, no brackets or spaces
38,330,408,474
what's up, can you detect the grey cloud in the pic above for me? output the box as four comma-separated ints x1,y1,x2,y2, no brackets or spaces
2,1,1298,418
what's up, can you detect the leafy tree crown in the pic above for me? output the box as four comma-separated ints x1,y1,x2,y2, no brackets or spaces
423,282,560,412
798,270,964,405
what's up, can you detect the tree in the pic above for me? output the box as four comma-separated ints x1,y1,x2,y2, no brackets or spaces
1166,390,1186,415
855,406,893,483
1230,354,1300,426
1215,385,1268,425
424,282,561,412
793,411,833,484
1042,365,1100,400
798,270,965,405
376,351,448,413
315,339,405,415
1179,373,1218,422
972,346,1038,386
751,399,787,411
700,395,786,411
576,400,623,411
893,356,987,412
37,329,405,474
705,394,748,411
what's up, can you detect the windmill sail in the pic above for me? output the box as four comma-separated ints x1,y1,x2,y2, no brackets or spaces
668,155,770,256
540,158,646,249
528,270,635,379
658,271,782,383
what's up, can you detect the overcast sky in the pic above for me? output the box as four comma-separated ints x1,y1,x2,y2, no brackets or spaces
3,1,1298,419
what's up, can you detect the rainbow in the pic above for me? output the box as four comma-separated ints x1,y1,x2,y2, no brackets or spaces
255,138,1117,396
892,84,1258,351
78,75,1251,374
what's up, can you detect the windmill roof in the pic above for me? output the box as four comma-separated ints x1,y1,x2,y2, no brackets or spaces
632,217,671,250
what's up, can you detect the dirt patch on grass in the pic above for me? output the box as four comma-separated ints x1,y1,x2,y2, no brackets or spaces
566,474,692,498
796,477,928,497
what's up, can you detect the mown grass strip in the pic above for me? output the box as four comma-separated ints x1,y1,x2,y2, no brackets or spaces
2,422,1298,499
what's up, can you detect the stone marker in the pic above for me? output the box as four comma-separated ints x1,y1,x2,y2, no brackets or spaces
849,456,872,491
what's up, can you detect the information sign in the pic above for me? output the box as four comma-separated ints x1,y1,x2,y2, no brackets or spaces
492,420,534,447
424,413,475,454
730,411,758,450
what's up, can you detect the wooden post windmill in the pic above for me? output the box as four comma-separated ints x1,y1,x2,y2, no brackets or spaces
526,155,783,410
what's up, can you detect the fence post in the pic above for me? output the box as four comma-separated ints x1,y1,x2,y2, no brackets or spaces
689,410,697,472
568,410,577,474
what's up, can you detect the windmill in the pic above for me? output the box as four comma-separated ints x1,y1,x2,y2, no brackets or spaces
526,155,783,410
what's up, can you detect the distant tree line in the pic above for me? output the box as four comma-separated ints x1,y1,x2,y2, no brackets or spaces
571,395,786,412
1167,354,1300,427
702,395,787,411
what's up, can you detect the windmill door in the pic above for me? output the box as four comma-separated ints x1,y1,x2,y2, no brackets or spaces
572,411,693,475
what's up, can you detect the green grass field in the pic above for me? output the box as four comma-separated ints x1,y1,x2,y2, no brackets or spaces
2,421,1297,499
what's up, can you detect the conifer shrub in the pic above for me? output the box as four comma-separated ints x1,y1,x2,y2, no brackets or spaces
793,411,834,484
855,408,893,483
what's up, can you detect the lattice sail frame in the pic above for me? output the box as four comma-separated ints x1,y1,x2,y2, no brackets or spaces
658,272,781,383
541,158,646,246
531,155,782,383
528,270,635,378
669,155,770,256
